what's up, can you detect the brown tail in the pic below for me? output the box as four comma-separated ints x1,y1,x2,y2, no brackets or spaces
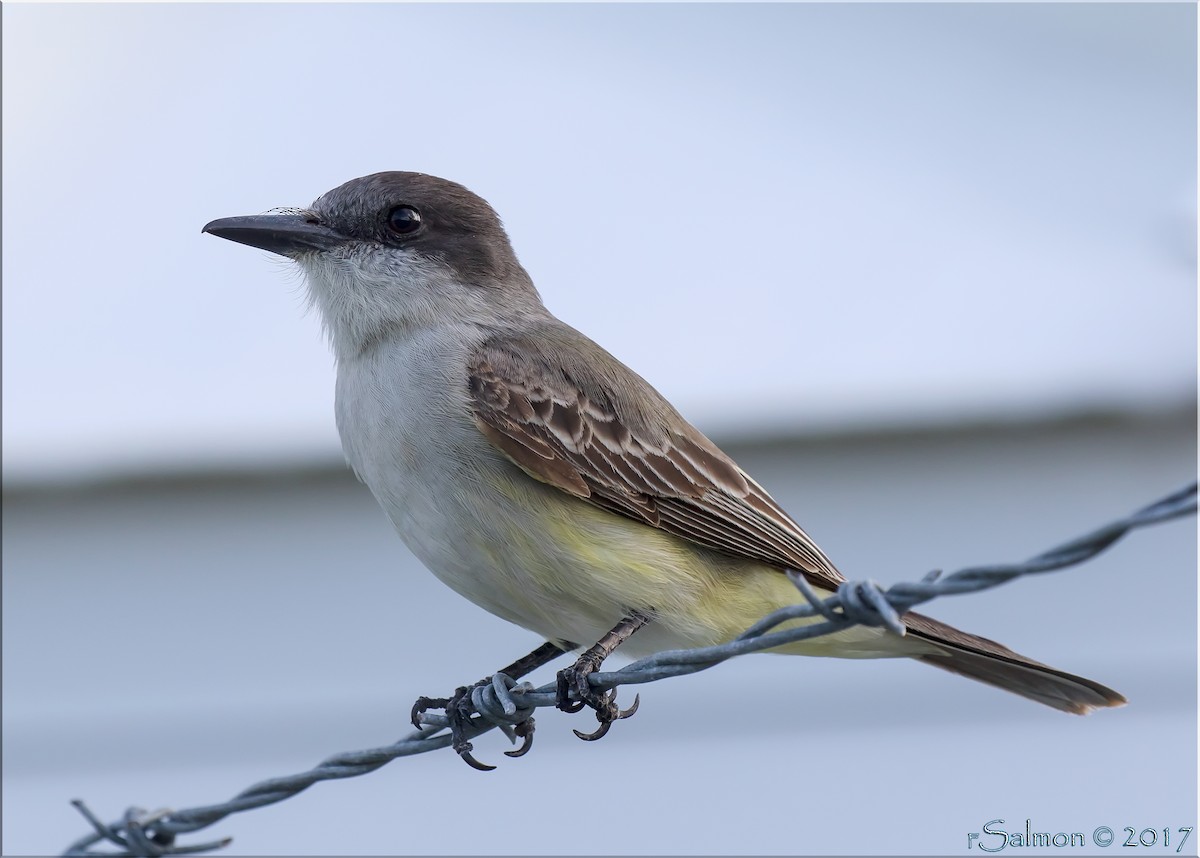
904,611,1126,714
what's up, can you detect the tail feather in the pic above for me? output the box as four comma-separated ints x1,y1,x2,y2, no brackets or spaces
905,611,1126,714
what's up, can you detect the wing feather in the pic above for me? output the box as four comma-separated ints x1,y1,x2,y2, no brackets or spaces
468,327,845,590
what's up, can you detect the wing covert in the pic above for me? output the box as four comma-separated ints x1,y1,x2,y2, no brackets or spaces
468,328,845,590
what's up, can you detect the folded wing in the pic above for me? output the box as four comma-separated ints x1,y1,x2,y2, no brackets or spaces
468,325,845,591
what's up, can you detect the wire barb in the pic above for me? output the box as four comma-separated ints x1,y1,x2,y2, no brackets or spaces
62,482,1196,857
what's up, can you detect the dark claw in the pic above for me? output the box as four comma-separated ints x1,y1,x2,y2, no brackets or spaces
503,720,535,758
410,695,449,730
556,671,586,712
573,719,613,741
413,686,501,771
456,743,497,772
571,689,638,742
559,657,645,744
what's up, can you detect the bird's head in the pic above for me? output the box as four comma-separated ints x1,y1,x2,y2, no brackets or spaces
204,171,540,358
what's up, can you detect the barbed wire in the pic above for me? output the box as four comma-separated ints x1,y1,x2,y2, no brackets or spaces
63,482,1197,857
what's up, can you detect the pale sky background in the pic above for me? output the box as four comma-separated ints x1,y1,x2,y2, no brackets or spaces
3,6,1197,856
2,3,1195,484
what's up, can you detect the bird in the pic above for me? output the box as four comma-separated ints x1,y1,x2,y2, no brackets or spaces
203,171,1125,769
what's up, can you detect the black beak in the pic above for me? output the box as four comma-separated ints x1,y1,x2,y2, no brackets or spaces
202,213,344,256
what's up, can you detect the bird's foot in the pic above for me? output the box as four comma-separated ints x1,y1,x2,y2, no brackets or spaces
411,678,536,771
556,655,640,741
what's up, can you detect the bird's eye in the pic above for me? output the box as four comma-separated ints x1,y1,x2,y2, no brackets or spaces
386,205,422,236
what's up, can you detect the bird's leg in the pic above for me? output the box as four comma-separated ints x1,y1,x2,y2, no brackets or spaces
557,611,651,741
497,640,574,681
411,640,569,771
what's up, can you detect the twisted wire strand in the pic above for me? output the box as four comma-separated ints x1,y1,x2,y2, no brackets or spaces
63,482,1197,857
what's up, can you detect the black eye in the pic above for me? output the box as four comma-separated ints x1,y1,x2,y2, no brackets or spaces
386,205,422,236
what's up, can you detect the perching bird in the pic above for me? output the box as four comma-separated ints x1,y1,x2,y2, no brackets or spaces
204,171,1125,769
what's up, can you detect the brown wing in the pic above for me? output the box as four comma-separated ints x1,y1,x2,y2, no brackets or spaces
467,326,845,590
468,328,1127,715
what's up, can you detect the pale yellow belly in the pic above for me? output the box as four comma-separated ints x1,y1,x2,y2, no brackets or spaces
421,464,925,661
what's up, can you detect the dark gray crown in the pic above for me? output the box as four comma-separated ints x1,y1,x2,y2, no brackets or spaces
313,172,529,288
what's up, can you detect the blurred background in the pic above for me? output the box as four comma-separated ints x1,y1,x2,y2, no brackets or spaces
3,4,1195,855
